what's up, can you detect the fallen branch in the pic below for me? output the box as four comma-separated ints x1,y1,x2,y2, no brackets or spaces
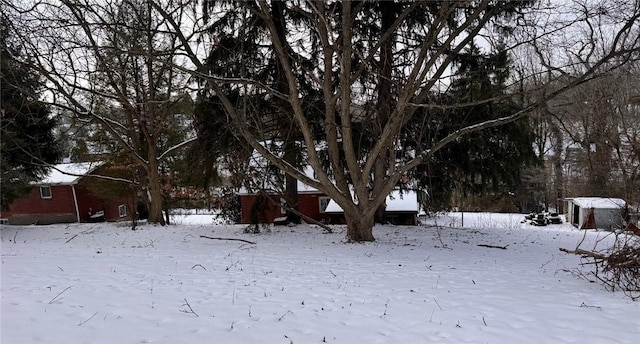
261,192,334,233
580,302,602,310
180,298,199,317
477,244,508,250
284,207,334,233
65,234,79,244
49,286,72,304
278,310,292,321
200,235,256,245
78,312,98,326
560,234,640,301
559,247,606,259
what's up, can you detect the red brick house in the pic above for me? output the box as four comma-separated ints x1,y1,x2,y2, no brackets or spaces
238,172,330,224
0,162,134,225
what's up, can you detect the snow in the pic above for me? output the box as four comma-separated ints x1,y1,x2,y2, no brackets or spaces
2,213,639,343
38,162,105,185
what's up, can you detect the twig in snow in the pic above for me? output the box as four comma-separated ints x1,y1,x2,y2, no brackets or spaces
559,247,606,259
78,312,97,326
200,235,256,245
191,264,206,270
477,244,508,250
380,301,389,318
12,230,18,244
65,234,79,243
278,310,292,321
180,298,199,317
49,286,71,304
540,254,555,269
580,302,602,310
435,228,449,249
432,297,443,311
329,269,337,277
482,316,487,326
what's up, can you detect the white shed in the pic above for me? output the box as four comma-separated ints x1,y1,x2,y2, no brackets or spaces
565,197,626,230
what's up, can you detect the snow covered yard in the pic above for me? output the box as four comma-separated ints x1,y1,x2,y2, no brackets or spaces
1,213,638,344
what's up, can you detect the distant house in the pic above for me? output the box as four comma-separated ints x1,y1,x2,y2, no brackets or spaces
324,190,420,225
0,162,134,225
565,197,626,230
238,168,330,224
237,140,422,225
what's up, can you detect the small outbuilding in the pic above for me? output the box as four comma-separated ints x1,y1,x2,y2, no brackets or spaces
0,162,134,225
238,166,331,224
565,197,626,230
324,190,420,225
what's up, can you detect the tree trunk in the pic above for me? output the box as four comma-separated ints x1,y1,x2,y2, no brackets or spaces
551,124,564,213
372,1,394,197
146,162,165,225
284,141,301,224
344,208,375,242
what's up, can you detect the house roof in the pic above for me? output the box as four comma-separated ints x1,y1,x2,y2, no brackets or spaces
238,165,322,195
324,190,419,213
567,197,626,209
38,162,105,185
237,140,323,195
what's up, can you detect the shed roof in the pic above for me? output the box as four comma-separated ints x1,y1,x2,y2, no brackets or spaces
324,190,419,213
38,162,104,185
567,197,626,209
238,166,322,195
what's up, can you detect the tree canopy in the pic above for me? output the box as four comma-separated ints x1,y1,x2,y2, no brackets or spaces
0,19,61,209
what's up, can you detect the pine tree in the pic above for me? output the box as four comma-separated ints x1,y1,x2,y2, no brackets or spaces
195,1,324,225
405,45,539,211
1,19,61,209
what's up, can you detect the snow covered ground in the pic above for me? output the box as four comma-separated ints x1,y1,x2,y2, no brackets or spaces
1,213,638,343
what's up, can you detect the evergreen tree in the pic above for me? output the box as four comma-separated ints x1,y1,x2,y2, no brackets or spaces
405,45,539,211
195,1,324,225
0,20,61,209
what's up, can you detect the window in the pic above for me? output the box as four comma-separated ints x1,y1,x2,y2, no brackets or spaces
280,198,286,214
118,204,127,218
319,197,331,213
40,186,52,199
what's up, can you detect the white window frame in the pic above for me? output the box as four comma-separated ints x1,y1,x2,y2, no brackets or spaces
280,198,286,215
319,196,331,213
118,204,127,218
40,186,52,199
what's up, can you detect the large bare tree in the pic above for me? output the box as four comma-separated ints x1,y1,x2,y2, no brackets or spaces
180,0,639,241
6,0,196,224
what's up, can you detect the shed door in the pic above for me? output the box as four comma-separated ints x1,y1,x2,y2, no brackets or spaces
573,204,580,225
